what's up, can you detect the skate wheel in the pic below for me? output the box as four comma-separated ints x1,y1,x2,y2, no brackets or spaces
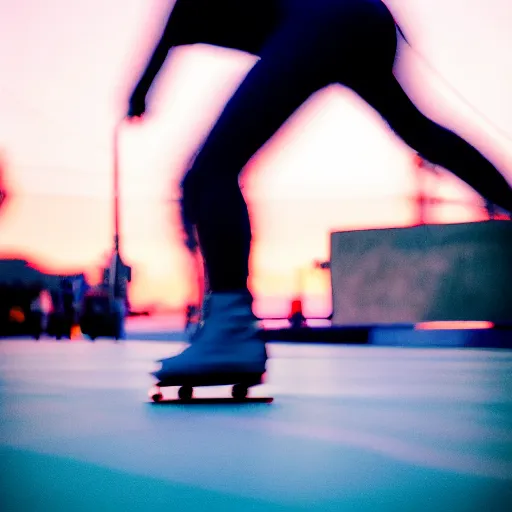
232,384,248,400
178,385,193,401
149,386,163,402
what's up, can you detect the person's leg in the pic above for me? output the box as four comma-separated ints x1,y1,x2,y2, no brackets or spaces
357,75,512,214
181,13,338,296
341,2,512,214
155,10,338,380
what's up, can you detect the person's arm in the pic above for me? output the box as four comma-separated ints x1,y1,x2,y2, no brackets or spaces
129,34,172,107
127,0,210,117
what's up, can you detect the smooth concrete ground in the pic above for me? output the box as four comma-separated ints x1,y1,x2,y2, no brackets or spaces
1,338,512,511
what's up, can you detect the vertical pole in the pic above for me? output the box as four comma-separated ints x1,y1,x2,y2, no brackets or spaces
113,121,121,254
108,120,122,303
414,154,426,226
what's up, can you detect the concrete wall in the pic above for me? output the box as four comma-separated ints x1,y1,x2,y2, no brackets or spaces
330,221,512,325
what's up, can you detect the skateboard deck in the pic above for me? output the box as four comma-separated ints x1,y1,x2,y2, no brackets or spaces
150,396,274,405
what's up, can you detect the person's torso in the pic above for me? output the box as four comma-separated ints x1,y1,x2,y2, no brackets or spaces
168,0,393,56
169,0,283,55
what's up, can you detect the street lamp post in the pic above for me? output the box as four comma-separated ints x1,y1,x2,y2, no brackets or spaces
113,123,120,252
106,120,131,314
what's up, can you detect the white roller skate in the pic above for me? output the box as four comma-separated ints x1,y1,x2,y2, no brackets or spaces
150,292,268,401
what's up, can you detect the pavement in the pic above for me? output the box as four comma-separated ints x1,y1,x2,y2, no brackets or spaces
1,338,512,511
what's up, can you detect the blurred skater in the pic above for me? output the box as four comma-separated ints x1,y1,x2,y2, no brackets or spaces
127,0,512,381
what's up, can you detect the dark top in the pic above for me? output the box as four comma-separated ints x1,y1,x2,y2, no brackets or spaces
163,0,281,53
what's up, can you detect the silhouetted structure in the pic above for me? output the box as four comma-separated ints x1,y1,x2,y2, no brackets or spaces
0,258,89,338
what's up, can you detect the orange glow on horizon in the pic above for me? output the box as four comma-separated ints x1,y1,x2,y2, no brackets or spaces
416,321,494,331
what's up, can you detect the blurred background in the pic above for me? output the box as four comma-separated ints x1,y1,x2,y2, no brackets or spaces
0,0,511,336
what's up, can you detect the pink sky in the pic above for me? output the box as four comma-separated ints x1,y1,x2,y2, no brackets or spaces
0,0,511,315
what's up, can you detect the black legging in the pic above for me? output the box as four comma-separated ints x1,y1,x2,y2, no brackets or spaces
180,0,512,293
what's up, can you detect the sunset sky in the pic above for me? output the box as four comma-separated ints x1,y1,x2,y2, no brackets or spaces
0,0,511,316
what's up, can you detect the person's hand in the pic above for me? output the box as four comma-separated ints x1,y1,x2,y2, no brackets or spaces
127,90,146,119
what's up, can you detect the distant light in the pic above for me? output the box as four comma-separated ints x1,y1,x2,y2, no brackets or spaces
415,321,494,331
70,324,82,340
9,307,25,323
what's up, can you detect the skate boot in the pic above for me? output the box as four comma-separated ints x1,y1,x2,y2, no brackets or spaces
152,291,267,386
186,293,210,342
